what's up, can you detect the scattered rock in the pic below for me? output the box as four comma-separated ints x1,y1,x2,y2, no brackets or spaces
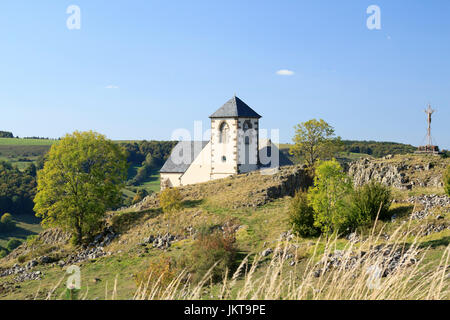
406,195,450,220
25,260,38,270
279,231,294,242
0,264,43,283
313,246,417,278
261,248,273,257
346,232,359,243
141,233,181,250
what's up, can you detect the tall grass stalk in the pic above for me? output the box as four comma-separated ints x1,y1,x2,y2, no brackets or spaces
132,221,449,300
42,220,448,300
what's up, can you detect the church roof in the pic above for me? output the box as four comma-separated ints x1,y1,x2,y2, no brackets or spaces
160,141,209,173
209,96,262,119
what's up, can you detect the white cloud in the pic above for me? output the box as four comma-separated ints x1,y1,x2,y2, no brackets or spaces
105,85,119,89
276,69,295,76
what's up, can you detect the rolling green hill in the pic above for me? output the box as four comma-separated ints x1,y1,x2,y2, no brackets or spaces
0,138,55,146
0,159,448,300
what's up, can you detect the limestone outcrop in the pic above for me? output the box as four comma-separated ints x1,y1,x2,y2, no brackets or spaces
348,155,449,189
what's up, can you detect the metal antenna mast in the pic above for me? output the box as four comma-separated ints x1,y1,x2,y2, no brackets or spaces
424,104,435,146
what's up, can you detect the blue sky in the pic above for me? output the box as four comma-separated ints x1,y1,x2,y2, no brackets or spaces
0,1,449,148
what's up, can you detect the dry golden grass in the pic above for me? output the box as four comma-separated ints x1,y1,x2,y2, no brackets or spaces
131,221,449,300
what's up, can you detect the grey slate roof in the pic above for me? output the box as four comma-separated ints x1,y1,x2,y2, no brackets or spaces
210,96,262,119
160,141,209,173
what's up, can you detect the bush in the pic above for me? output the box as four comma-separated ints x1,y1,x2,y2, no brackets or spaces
26,235,38,245
0,213,15,231
1,213,13,224
182,225,238,283
288,192,320,238
132,189,149,205
308,159,355,235
444,165,450,196
350,181,392,222
159,188,183,213
6,239,22,251
0,249,8,258
134,256,177,288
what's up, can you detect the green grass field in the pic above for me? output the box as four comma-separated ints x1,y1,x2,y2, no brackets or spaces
139,171,161,193
0,138,56,146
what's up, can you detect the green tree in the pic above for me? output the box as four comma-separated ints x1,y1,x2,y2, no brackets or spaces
443,165,450,196
0,131,14,138
288,191,320,238
308,159,354,235
289,119,342,167
34,131,128,245
0,213,15,231
1,213,13,225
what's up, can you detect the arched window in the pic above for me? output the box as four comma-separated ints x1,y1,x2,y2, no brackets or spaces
243,120,252,131
243,120,252,145
219,122,229,144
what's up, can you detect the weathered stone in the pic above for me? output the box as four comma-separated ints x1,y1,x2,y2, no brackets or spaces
261,248,273,257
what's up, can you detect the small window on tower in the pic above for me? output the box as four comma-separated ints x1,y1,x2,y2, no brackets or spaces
243,120,252,145
219,122,229,144
222,156,227,162
243,120,252,131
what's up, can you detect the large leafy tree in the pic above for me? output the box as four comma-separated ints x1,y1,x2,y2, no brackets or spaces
34,131,128,245
308,159,354,235
289,119,342,167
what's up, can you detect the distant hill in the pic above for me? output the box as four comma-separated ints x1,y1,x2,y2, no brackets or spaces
279,140,420,165
341,140,417,157
0,131,14,139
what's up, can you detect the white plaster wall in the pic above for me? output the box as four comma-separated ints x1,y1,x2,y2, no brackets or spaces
160,173,182,189
180,142,212,185
211,118,238,179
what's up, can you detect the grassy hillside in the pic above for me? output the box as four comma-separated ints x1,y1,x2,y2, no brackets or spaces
0,215,42,249
0,138,55,146
0,162,448,300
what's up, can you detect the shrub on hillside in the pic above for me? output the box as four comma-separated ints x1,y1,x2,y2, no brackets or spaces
0,249,8,258
350,181,392,223
0,213,15,231
308,159,355,235
6,239,22,252
159,188,183,213
134,256,178,288
444,165,450,196
0,213,13,224
288,192,320,238
132,189,149,205
182,225,238,283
